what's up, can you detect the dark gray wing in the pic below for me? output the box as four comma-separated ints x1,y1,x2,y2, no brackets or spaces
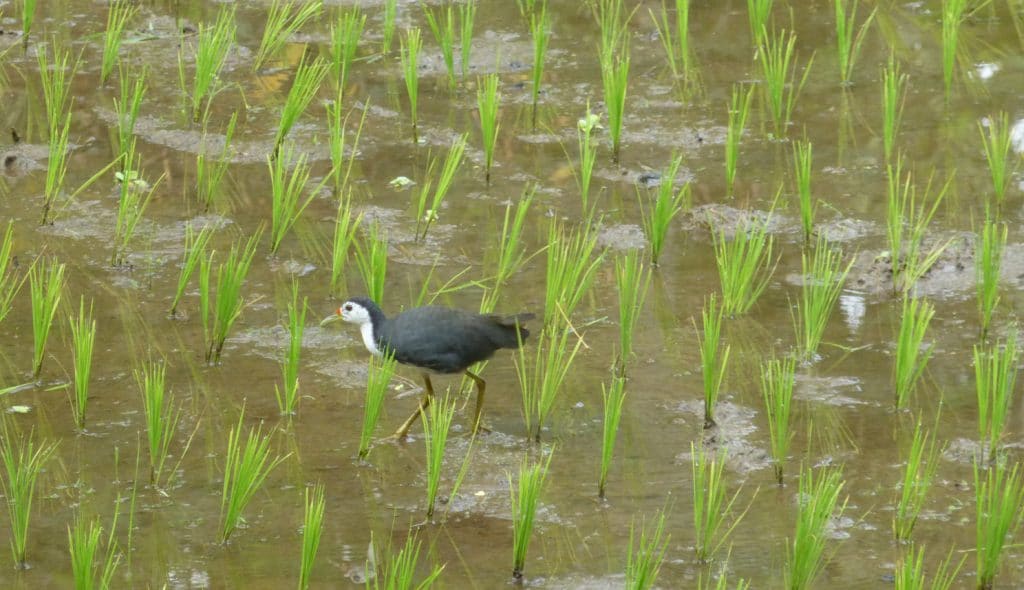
381,307,530,373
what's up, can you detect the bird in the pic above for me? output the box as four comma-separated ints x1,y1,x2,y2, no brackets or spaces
321,296,534,439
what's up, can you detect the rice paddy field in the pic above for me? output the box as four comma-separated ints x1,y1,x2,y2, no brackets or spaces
2,0,1024,588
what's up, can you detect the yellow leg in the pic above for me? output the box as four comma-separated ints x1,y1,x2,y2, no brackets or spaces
465,370,489,434
392,374,435,439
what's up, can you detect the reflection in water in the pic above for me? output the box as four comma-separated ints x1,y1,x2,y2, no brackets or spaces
839,293,865,333
974,62,999,80
1011,117,1024,154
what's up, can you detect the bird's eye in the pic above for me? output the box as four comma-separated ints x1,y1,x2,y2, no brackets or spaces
343,304,353,312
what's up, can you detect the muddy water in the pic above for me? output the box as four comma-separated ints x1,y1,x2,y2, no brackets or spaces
0,0,1022,588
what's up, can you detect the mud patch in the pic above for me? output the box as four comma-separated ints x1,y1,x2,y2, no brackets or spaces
672,399,771,475
847,231,974,299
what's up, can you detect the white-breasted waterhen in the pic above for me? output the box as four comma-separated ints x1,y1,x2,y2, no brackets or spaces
321,297,534,438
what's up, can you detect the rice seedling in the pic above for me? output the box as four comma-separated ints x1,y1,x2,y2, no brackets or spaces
136,359,187,487
479,187,535,315
833,0,876,85
761,355,796,485
598,375,626,498
415,134,467,241
885,158,951,293
639,153,688,265
894,545,964,590
400,28,422,143
476,73,501,184
893,417,942,542
516,0,539,18
326,93,368,198
19,0,37,49
0,424,57,569
38,42,75,132
543,219,604,326
67,512,121,590
329,5,365,93
380,0,398,55
517,324,584,442
423,392,459,520
529,2,550,129
625,508,670,590
974,458,1024,590
329,192,362,297
615,250,651,371
696,294,730,429
41,107,72,226
298,483,325,590
600,38,630,163
795,237,852,360
196,111,238,212
976,217,1005,338
181,6,235,122
357,352,396,460
268,144,317,255
651,0,694,82
199,230,262,364
114,64,145,158
101,0,137,84
979,113,1015,215
724,84,755,196
510,451,554,579
691,444,750,563
791,139,815,242
275,282,307,416
354,224,388,304
273,55,329,158
423,3,457,89
975,329,1019,463
712,210,776,316
252,0,321,71
595,0,631,62
29,259,64,379
786,466,847,590
0,221,29,326
37,44,77,225
757,27,814,137
68,297,96,431
940,0,970,97
573,105,600,211
41,106,73,225
893,296,935,410
746,0,773,48
112,153,159,267
459,0,476,81
169,223,215,317
368,532,444,589
881,52,907,165
219,409,288,543
494,192,535,285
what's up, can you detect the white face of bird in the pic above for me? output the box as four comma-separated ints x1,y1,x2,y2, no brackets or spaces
339,300,372,325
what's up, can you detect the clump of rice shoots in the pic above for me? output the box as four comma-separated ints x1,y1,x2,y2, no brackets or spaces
219,409,289,543
0,423,58,569
974,329,1018,464
510,451,554,579
893,297,935,410
786,466,847,590
695,294,730,429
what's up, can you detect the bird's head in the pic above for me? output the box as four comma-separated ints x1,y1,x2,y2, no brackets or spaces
320,298,374,327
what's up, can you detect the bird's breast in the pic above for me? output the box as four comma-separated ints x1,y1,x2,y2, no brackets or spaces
360,322,382,356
